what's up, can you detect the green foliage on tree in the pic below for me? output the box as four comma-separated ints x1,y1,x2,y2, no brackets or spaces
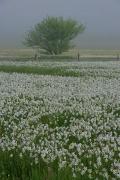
24,16,85,55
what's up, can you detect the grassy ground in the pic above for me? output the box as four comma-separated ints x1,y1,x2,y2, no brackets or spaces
0,48,120,59
0,65,80,77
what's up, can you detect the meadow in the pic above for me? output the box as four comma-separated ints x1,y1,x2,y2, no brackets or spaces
0,54,120,179
0,48,120,59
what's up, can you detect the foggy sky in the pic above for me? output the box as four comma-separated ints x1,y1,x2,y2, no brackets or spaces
0,0,120,49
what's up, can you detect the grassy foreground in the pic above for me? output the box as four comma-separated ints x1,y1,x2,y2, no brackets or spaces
0,150,78,180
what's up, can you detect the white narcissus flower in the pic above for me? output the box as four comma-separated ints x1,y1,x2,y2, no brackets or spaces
0,60,120,178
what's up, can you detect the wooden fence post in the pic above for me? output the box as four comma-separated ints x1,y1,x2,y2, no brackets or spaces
77,52,80,60
117,54,119,60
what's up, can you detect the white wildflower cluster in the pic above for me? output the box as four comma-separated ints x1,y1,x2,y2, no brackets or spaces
0,61,120,179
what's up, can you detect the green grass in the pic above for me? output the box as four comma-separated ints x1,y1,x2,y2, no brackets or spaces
0,65,80,77
0,152,86,180
0,65,119,78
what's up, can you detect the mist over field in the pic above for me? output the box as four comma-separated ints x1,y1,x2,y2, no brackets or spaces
0,0,120,49
1,1,120,180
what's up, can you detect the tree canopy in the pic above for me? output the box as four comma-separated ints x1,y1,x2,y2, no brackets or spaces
24,17,85,55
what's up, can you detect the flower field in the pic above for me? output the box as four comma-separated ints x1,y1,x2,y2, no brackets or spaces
0,61,120,179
